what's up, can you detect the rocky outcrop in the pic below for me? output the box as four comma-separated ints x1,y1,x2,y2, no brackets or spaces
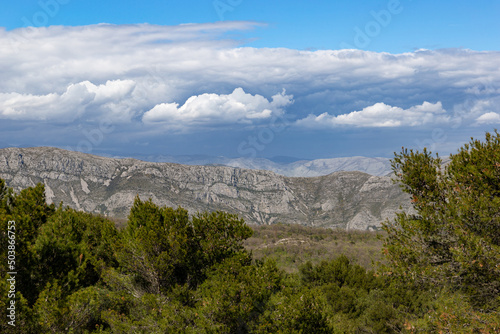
141,155,393,177
0,147,413,230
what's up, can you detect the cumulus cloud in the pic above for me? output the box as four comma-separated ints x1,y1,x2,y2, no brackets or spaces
0,24,499,127
142,88,293,127
0,23,499,157
0,80,136,121
296,101,448,128
476,112,500,124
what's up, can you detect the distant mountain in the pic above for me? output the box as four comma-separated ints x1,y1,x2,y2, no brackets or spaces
0,147,412,230
122,154,393,177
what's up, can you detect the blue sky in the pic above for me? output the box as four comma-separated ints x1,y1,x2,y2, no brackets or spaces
0,0,499,160
3,0,500,53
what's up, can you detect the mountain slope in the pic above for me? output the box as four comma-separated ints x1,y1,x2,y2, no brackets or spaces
0,147,412,229
134,154,393,177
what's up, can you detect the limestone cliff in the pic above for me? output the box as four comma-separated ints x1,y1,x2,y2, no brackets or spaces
0,147,413,229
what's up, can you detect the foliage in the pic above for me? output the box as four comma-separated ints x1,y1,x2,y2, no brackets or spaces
119,198,196,294
0,181,120,333
383,131,500,326
299,254,380,290
0,182,56,305
2,131,500,334
245,223,385,272
255,286,332,334
195,254,283,333
115,197,253,297
31,209,119,299
99,197,258,332
407,289,500,333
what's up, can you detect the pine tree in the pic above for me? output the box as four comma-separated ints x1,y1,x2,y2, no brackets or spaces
383,131,500,311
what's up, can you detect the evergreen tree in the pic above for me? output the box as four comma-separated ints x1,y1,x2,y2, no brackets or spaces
383,131,500,314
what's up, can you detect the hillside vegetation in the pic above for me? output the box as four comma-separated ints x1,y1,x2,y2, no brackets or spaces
1,132,499,333
244,224,385,272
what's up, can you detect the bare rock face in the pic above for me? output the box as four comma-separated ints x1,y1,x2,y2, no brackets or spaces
0,147,413,230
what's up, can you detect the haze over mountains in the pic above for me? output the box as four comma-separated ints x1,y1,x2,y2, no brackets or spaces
112,154,393,177
0,147,412,230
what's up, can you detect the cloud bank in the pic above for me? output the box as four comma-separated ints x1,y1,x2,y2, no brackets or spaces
0,23,499,157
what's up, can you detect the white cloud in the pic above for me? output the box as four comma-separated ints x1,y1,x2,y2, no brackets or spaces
476,112,500,124
0,22,499,156
142,88,294,127
452,97,500,126
1,25,498,104
296,101,448,128
0,80,136,121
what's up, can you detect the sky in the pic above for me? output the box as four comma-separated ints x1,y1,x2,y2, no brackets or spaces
0,0,499,160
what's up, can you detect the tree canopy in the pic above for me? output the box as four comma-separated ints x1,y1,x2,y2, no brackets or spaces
383,130,500,330
1,131,499,332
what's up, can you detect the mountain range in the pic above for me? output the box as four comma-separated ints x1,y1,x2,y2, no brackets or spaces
117,154,393,177
0,147,413,230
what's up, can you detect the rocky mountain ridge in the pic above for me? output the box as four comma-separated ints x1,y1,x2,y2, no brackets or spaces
119,154,393,177
0,147,414,230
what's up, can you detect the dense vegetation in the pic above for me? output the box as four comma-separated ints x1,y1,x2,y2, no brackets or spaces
245,223,385,272
1,132,499,333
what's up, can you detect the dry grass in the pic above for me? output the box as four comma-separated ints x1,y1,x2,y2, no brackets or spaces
244,223,386,273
